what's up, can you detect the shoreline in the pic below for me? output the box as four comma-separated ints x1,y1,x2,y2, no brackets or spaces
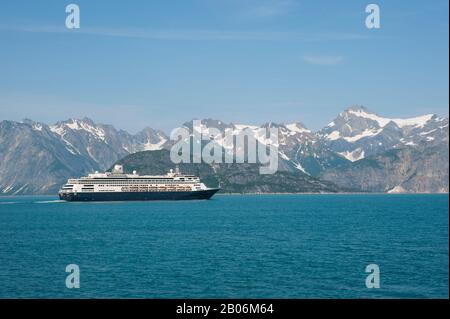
1,192,448,198
216,192,450,195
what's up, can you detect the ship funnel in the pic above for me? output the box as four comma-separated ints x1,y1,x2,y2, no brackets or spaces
113,164,124,174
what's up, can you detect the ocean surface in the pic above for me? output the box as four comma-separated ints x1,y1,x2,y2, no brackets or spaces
0,194,448,298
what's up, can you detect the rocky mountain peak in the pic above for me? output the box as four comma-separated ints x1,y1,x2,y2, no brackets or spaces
284,122,310,133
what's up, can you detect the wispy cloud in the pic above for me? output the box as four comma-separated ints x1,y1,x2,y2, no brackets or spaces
240,0,298,18
0,24,370,42
302,55,344,65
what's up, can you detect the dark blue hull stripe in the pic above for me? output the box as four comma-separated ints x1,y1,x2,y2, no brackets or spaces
59,189,219,201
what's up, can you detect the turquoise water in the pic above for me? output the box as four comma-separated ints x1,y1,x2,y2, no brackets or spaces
0,194,448,298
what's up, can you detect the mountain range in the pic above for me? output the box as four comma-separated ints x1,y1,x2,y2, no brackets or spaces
0,105,448,194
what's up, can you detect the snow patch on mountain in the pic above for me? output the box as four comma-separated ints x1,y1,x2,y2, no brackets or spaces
387,185,406,193
347,108,434,128
285,123,310,134
326,131,341,141
49,125,80,154
279,152,290,161
233,124,259,130
294,162,309,175
32,123,43,131
338,148,365,162
2,185,14,193
420,129,437,136
13,184,28,195
49,125,65,136
325,128,381,142
143,137,167,151
55,119,106,142
343,128,383,142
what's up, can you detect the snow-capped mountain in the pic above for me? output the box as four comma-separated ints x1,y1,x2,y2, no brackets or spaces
319,105,448,161
172,108,448,192
49,118,168,169
0,118,168,194
0,120,98,195
179,119,318,173
0,106,448,194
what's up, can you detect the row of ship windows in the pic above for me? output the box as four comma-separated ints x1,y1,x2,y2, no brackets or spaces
79,189,195,193
72,178,197,181
80,184,200,187
71,184,201,188
70,180,198,184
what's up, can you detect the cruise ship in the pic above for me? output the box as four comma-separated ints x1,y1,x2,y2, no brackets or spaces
58,165,220,201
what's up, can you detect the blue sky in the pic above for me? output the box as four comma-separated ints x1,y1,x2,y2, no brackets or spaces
0,0,448,133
